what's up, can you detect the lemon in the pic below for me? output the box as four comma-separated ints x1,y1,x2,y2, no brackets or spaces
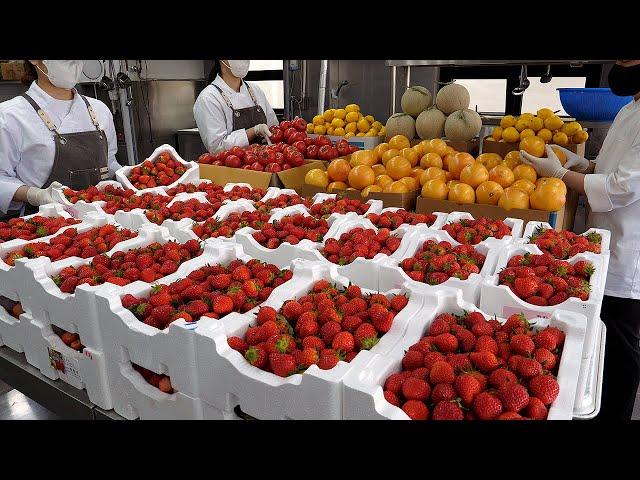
331,118,345,128
345,104,360,113
345,131,355,138
536,108,554,120
356,132,365,137
334,127,345,136
365,115,375,124
327,126,335,135
357,118,370,132
345,122,357,134
530,117,544,132
491,126,503,141
372,121,383,130
544,115,564,131
552,131,569,146
519,128,535,140
365,131,377,137
312,115,324,126
515,118,531,132
323,109,335,122
379,126,386,136
561,121,582,136
502,126,520,143
520,112,535,120
500,115,517,129
333,108,346,120
307,124,314,134
313,124,327,135
537,128,553,143
345,111,360,123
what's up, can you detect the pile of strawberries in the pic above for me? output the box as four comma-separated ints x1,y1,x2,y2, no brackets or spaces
322,228,401,265
0,216,80,243
51,239,202,293
165,181,222,196
308,198,371,218
127,151,187,189
400,240,486,284
132,363,173,393
101,192,172,215
4,225,137,266
251,214,329,248
383,311,564,420
143,199,221,225
253,194,312,213
121,259,292,330
528,226,602,259
367,209,437,230
52,325,85,352
191,211,271,240
63,183,132,204
499,252,594,306
206,185,266,205
442,217,512,245
227,279,409,377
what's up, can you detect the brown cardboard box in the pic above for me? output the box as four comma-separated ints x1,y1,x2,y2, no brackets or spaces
482,136,586,157
198,161,324,190
277,161,325,190
416,190,578,231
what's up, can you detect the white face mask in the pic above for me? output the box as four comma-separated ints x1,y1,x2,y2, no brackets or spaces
222,60,250,79
37,60,84,89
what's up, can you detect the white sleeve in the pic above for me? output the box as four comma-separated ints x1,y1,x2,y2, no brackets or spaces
584,142,640,213
0,114,27,214
193,92,249,154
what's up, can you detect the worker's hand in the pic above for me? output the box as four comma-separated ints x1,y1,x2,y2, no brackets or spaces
26,181,63,207
552,144,591,173
254,124,272,145
520,145,568,179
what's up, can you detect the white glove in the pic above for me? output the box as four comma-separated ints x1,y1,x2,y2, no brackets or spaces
254,124,272,145
552,144,591,173
520,145,568,179
26,181,63,207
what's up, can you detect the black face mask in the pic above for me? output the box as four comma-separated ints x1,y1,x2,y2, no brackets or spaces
608,63,640,97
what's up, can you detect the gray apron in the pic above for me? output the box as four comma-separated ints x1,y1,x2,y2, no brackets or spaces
213,80,268,139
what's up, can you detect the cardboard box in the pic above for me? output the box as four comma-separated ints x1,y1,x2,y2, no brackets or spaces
297,184,361,200
308,134,383,150
199,161,324,190
482,136,587,157
416,189,578,231
277,161,325,190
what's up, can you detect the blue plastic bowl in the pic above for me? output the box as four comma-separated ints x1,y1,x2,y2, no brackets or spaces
557,88,632,121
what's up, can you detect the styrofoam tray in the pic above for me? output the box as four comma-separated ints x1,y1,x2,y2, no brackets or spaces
342,288,587,420
370,206,448,231
574,320,605,419
521,220,611,256
439,211,524,249
378,227,500,305
194,260,429,420
50,180,125,219
115,144,199,195
0,303,25,353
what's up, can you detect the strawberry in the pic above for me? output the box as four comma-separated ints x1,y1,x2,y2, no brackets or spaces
317,349,341,370
402,350,424,371
302,336,325,351
514,276,539,298
423,351,445,370
432,400,464,420
497,412,525,420
212,295,234,315
402,400,429,420
516,358,543,379
525,397,548,420
150,291,172,307
545,326,566,347
296,347,319,369
332,331,355,353
121,294,140,309
433,333,458,353
371,311,392,333
402,377,431,401
573,260,595,278
471,321,494,337
346,284,362,299
320,321,342,345
384,391,401,407
534,329,558,351
537,282,554,300
228,336,248,354
390,294,408,312
256,306,277,325
431,383,457,403
455,328,477,352
244,346,267,367
474,335,498,354
473,392,503,420
269,352,296,377
454,373,482,406
231,265,252,281
489,368,518,389
354,322,379,350
529,374,560,405
548,291,569,306
534,348,557,371
447,353,472,373
282,300,303,321
429,318,451,336
469,351,499,373
429,361,455,384
510,334,535,356
497,383,530,413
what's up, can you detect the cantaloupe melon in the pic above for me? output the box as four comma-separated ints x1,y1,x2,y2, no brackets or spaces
415,107,446,140
435,83,470,115
444,109,482,141
401,86,432,117
385,113,416,141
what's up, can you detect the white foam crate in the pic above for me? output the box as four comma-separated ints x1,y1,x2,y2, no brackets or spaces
342,289,587,420
258,187,299,203
0,211,115,301
439,211,524,249
370,206,448,231
0,303,26,353
521,220,611,255
50,180,124,219
202,402,242,420
378,228,500,305
574,320,605,419
480,243,607,360
194,261,428,420
115,144,200,195
14,225,175,352
20,311,112,409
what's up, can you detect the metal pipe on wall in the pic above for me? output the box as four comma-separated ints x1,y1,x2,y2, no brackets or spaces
390,65,397,116
118,60,138,166
318,60,328,115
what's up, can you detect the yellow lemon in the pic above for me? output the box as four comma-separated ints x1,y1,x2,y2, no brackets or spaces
327,126,335,135
365,115,375,124
420,152,443,169
489,164,515,188
498,187,530,210
372,164,387,176
460,162,490,189
345,111,360,123
475,181,504,205
372,121,383,130
561,121,582,137
573,130,589,144
536,108,554,120
307,124,314,134
334,127,346,136
491,126,504,141
502,150,523,170
500,115,517,129
345,104,360,113
323,109,335,122
381,148,400,165
345,122,358,134
448,183,476,204
537,128,553,143
327,181,348,193
531,117,544,132
519,128,536,140
356,132,365,137
312,115,324,126
378,126,386,137
388,135,411,150
420,166,448,185
304,169,329,188
333,108,346,120
357,118,371,133
365,131,377,137
331,118,345,129
476,153,503,171
515,118,532,132
552,131,569,146
313,124,327,135
502,126,520,143
544,115,564,131
400,147,419,167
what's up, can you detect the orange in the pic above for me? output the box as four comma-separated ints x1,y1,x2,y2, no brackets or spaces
536,177,567,196
421,179,449,200
447,180,460,190
444,145,457,155
502,150,522,169
475,181,504,205
371,164,387,176
361,185,383,197
445,171,453,182
488,164,515,188
348,165,375,190
375,174,394,189
327,181,348,193
537,128,553,143
305,169,329,189
448,183,475,204
386,156,412,180
552,132,569,146
448,152,475,179
519,136,545,158
399,176,420,191
572,130,589,144
420,152,443,169
412,144,425,157
372,143,390,163
384,181,410,193
426,139,448,157
327,158,351,182
460,162,490,188
443,153,456,171
411,167,425,182
530,184,566,212
498,187,529,210
420,167,447,185
381,148,400,165
400,147,419,167
491,126,503,141
388,134,411,150
511,179,536,196
349,149,376,167
512,164,537,183
550,146,567,166
476,153,502,171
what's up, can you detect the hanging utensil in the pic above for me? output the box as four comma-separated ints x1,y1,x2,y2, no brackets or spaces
541,65,553,83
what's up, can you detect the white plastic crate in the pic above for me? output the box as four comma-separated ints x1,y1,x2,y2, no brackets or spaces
0,303,26,353
439,211,524,249
50,180,124,219
342,289,587,420
194,261,428,420
521,220,611,256
115,144,199,195
378,227,500,305
480,243,607,360
574,320,605,419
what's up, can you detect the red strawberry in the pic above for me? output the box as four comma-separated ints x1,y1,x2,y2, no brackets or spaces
212,295,234,315
332,331,355,353
431,383,457,403
269,352,296,377
354,322,379,350
432,400,464,420
228,336,248,354
514,277,538,298
473,392,503,420
423,351,445,370
244,346,267,367
433,333,458,353
525,397,548,420
489,368,518,389
402,377,431,401
529,374,560,405
469,351,499,373
320,321,342,345
256,306,277,325
384,391,400,407
454,373,482,406
402,400,429,420
121,294,140,309
526,296,548,306
390,294,408,312
282,300,303,321
455,328,477,352
429,318,451,336
402,350,424,371
346,284,362,299
510,334,535,356
517,358,543,379
534,348,557,370
296,347,319,368
429,361,455,384
384,373,406,395
447,353,472,373
497,383,530,413
317,349,341,370
474,335,498,354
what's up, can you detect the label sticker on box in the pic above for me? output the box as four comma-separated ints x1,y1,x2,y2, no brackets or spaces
502,306,551,321
48,347,81,381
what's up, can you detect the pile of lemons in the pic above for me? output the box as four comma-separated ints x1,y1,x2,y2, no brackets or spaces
308,104,385,138
489,108,588,147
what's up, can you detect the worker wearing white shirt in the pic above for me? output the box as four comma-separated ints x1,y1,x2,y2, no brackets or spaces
0,60,119,218
520,60,640,420
193,60,278,154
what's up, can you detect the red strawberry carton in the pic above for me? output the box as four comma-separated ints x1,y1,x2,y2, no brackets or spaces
343,288,587,420
480,243,607,360
116,144,199,195
194,261,428,420
521,221,611,259
439,212,524,249
51,180,132,219
378,228,501,305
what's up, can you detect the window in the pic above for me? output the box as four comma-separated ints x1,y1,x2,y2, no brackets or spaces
246,60,284,114
521,76,586,117
454,79,507,114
